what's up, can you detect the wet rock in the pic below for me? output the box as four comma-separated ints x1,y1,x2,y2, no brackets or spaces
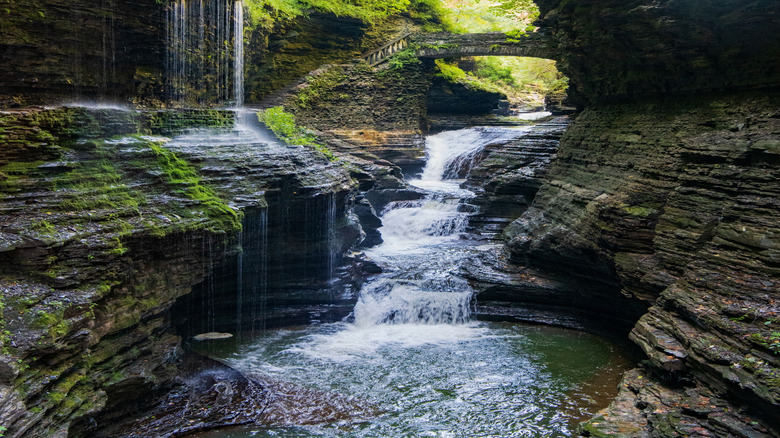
492,92,780,436
464,116,569,238
0,107,360,437
353,198,383,248
89,353,269,437
580,367,776,438
0,0,165,106
192,332,233,341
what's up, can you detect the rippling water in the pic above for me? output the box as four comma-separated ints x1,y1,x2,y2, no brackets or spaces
191,125,632,438
194,321,631,438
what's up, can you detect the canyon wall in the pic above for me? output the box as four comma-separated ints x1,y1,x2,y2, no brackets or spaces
535,0,780,107
0,108,359,436
0,0,165,106
471,1,780,435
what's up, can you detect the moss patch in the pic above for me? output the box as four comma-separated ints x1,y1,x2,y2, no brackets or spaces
258,106,337,161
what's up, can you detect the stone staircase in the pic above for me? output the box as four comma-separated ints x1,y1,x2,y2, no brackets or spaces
360,33,412,66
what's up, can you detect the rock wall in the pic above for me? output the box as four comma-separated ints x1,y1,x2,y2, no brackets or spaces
535,0,780,107
0,0,165,106
463,1,780,435
245,14,413,102
495,92,780,436
287,61,433,172
464,117,569,237
0,108,358,436
426,76,505,116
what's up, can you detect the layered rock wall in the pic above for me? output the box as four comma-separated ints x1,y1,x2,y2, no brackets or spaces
466,1,780,435
0,0,165,106
287,61,433,171
535,0,780,107
497,84,780,438
0,108,358,436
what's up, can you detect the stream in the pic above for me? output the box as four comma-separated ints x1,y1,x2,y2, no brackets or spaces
192,123,633,437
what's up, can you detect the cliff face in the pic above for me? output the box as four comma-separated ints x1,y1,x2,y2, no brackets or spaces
473,1,780,435
499,93,780,435
0,108,358,437
287,61,433,172
245,13,412,102
0,0,165,106
535,0,780,107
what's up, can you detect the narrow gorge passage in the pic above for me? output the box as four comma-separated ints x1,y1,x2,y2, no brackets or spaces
189,123,633,437
3,1,778,436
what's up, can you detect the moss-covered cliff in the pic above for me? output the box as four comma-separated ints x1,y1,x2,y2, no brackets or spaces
0,108,358,437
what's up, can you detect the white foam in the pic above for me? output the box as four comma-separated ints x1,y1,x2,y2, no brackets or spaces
285,322,489,363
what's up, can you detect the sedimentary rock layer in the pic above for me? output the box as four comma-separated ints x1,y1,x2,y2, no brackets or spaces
498,93,780,436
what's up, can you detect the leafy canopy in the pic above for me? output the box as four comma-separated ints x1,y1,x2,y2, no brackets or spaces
243,0,538,34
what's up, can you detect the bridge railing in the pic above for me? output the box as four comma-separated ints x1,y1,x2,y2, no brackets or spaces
361,33,412,67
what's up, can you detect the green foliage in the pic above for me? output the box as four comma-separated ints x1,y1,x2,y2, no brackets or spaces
434,56,568,108
258,107,337,161
474,59,515,84
436,0,538,33
244,0,412,30
408,0,447,32
386,48,423,71
434,59,507,95
435,59,467,82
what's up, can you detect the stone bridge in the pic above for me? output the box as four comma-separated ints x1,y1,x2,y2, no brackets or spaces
361,32,556,66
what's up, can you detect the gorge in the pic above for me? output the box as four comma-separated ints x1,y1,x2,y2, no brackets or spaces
1,0,779,437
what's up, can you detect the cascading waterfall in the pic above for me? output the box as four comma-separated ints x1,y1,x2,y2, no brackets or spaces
352,129,502,327
413,126,533,193
236,209,268,336
233,0,244,107
166,0,244,106
196,123,633,438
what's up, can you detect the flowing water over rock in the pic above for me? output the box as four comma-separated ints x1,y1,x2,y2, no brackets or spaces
167,0,245,105
186,124,634,437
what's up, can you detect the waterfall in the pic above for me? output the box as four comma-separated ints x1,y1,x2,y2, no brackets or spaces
353,128,514,327
412,126,533,193
213,208,269,338
240,208,268,334
354,280,472,327
166,0,245,106
100,0,117,96
233,0,244,107
325,192,337,282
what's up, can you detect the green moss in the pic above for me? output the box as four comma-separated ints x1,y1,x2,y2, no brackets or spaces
31,306,69,339
623,206,654,218
385,48,424,71
579,416,613,438
0,161,44,175
144,139,242,232
142,110,234,135
245,0,414,28
258,106,337,161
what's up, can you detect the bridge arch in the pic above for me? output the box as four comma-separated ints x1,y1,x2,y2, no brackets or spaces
361,32,557,67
